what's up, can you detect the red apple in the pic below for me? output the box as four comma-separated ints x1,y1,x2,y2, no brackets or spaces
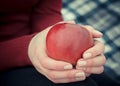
46,23,93,65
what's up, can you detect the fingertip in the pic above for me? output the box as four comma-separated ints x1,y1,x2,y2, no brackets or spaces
64,64,73,70
56,21,76,24
93,30,103,35
67,20,76,24
83,53,92,59
93,30,103,38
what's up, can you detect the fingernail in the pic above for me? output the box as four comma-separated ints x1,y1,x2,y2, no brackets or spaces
83,53,92,59
94,30,103,35
64,64,72,70
76,77,86,81
78,61,87,66
75,72,85,77
76,77,82,81
75,72,85,81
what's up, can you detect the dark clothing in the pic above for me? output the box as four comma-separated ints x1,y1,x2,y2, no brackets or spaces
0,67,97,86
1,67,120,86
0,0,62,70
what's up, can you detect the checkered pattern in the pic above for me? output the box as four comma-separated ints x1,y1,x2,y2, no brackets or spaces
62,0,120,82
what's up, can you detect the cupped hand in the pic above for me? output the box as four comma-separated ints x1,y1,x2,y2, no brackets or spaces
76,25,106,75
28,22,86,83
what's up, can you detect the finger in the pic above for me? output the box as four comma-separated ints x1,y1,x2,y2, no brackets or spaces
40,57,73,71
51,76,86,83
82,25,103,38
85,54,106,67
77,54,106,67
46,69,85,79
83,40,105,59
45,69,85,83
55,21,76,25
66,21,76,24
77,66,104,74
36,64,86,83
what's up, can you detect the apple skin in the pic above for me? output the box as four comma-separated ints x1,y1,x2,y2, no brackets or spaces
46,23,93,65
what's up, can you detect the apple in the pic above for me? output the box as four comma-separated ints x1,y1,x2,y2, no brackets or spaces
46,23,93,65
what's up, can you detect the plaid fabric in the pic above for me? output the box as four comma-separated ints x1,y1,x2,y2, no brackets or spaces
62,0,120,82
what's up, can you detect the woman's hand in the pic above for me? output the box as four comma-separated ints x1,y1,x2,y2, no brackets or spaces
28,22,86,83
28,21,106,83
76,25,106,76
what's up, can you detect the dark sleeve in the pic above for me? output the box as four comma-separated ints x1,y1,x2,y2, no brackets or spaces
0,34,37,71
0,0,63,71
31,0,63,32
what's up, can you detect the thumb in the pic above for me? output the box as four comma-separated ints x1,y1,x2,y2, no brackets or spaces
40,56,73,71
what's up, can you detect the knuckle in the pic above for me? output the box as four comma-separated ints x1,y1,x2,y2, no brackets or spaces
85,66,104,74
100,42,105,52
101,54,106,65
102,43,105,50
97,40,105,52
103,55,106,63
98,66,104,74
87,59,94,67
85,67,91,73
66,71,73,78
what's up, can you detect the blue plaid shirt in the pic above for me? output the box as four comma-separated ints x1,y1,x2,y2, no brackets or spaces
62,0,120,82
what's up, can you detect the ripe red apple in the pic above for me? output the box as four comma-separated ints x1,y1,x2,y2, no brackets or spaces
46,23,93,65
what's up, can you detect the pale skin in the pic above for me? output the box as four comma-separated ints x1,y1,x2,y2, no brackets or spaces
28,21,106,83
